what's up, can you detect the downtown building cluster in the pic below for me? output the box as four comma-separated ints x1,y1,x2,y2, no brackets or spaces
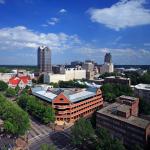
34,45,150,149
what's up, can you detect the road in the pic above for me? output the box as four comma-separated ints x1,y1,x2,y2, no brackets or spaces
29,131,78,150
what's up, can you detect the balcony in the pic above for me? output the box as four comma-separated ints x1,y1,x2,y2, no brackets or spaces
54,105,70,109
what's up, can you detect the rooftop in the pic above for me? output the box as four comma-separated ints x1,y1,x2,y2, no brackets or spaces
135,84,150,91
105,76,130,80
119,95,138,101
97,103,150,129
31,86,97,103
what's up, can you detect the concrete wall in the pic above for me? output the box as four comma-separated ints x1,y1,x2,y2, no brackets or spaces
44,69,86,83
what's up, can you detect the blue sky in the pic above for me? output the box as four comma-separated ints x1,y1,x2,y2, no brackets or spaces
0,0,150,65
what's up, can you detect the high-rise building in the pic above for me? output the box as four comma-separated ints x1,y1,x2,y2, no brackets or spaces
104,53,112,63
38,46,52,73
100,52,114,74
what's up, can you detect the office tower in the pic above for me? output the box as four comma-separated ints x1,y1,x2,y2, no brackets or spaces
104,53,112,63
100,52,114,74
38,46,52,73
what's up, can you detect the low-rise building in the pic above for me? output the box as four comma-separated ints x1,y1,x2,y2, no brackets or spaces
104,76,131,86
44,68,86,83
134,84,150,101
96,95,150,149
9,76,32,89
0,73,15,83
31,87,103,124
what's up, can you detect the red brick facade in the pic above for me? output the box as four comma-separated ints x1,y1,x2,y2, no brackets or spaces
52,89,103,123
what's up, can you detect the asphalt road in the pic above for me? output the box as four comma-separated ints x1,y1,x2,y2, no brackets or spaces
29,131,78,150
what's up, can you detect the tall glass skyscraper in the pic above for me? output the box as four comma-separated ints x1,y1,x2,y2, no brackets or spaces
37,46,52,73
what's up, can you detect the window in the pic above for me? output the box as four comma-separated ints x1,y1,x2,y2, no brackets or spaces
60,98,64,101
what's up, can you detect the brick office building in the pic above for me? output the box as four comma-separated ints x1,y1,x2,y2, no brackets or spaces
96,95,150,149
31,86,103,123
104,76,131,86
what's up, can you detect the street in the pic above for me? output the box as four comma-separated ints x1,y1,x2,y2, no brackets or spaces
29,131,78,150
28,119,52,144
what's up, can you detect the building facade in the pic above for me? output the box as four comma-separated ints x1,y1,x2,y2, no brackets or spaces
96,95,150,149
104,53,112,63
104,76,131,86
44,68,86,83
134,84,150,101
38,46,52,73
31,87,103,124
100,52,114,74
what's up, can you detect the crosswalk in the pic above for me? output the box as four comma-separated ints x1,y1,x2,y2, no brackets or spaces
28,120,52,144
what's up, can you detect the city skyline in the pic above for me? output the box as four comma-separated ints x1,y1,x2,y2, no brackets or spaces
0,0,150,65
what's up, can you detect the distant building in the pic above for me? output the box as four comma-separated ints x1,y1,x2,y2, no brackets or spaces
104,76,131,86
96,95,150,149
9,76,32,89
82,62,94,72
100,53,114,74
104,53,112,63
100,63,114,74
38,46,52,73
82,61,95,80
44,68,86,83
0,73,14,83
31,87,103,124
134,84,150,101
52,65,65,74
71,61,83,67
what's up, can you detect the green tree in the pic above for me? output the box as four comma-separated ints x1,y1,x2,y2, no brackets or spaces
94,128,125,150
71,118,95,146
40,144,56,150
17,95,55,124
139,99,150,115
134,144,142,150
49,82,59,88
5,87,16,97
15,85,20,94
0,94,30,135
0,80,8,91
37,74,44,84
101,83,133,102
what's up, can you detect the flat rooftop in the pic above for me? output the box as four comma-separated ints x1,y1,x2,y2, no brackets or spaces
119,95,138,101
135,84,150,91
97,103,150,129
31,86,97,103
105,76,130,80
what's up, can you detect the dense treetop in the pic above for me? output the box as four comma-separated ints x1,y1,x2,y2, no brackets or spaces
0,94,30,135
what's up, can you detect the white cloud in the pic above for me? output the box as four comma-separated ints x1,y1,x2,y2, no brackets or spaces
59,9,67,13
144,43,150,46
47,17,59,26
41,24,48,27
0,26,80,52
0,0,5,4
88,0,150,31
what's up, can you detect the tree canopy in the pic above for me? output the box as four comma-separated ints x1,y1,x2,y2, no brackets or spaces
101,83,133,102
5,87,16,97
71,118,95,146
71,118,125,150
58,80,87,88
139,99,150,115
40,144,56,150
94,128,125,150
17,95,55,124
0,80,8,91
0,94,30,135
